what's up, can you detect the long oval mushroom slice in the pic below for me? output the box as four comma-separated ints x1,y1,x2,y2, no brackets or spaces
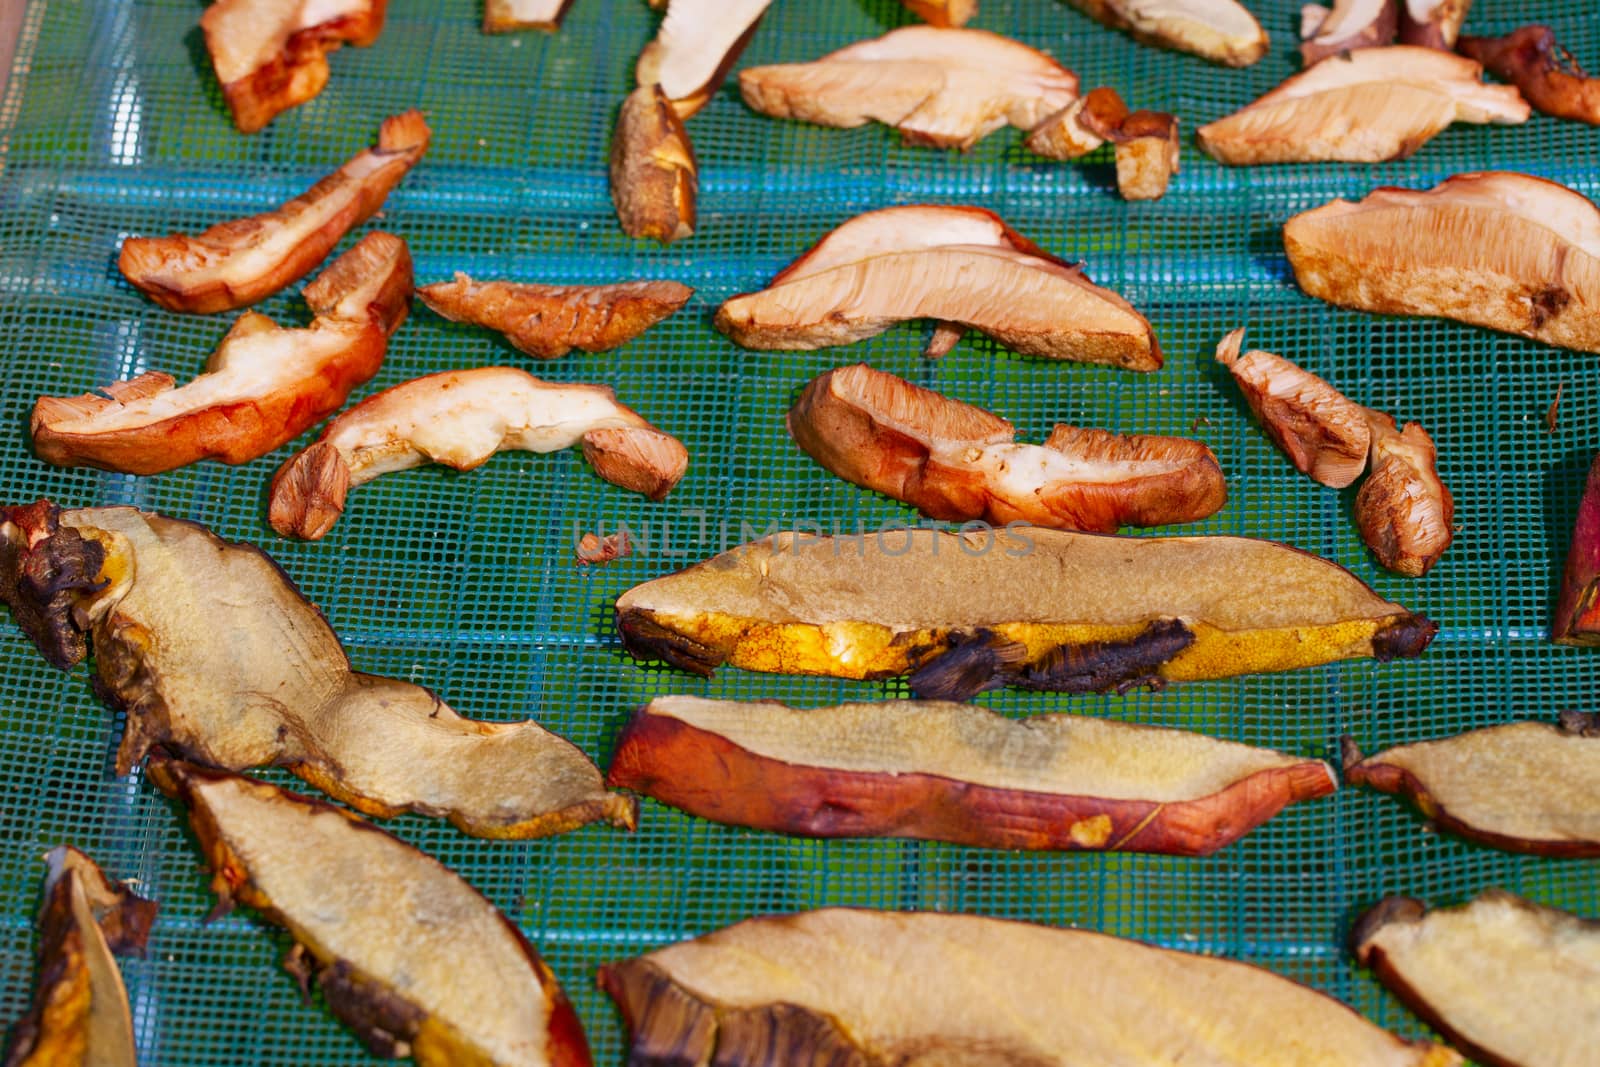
1459,26,1600,126
36,232,411,476
601,909,1460,1065
1300,0,1397,64
609,696,1335,854
1398,0,1469,50
738,26,1079,150
417,274,692,359
1196,47,1527,165
5,846,156,1067
1059,0,1269,67
1355,412,1453,576
0,501,636,838
147,758,592,1067
610,84,698,243
1354,890,1597,1067
1284,172,1600,353
635,0,772,119
118,111,429,313
901,0,977,27
268,367,687,540
614,526,1436,699
484,0,575,32
787,363,1224,532
1344,711,1600,856
1553,452,1600,644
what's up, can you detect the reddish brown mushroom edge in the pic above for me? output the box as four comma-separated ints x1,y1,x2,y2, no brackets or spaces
1553,451,1600,644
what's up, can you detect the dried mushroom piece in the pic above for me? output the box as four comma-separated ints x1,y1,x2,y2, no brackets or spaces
1344,712,1600,856
1553,453,1600,644
1300,0,1397,64
636,0,772,118
1398,0,1469,51
483,0,575,32
4,847,155,1067
269,367,686,540
1354,891,1596,1067
610,85,698,243
148,758,593,1067
1459,26,1600,126
1024,86,1129,159
787,363,1224,532
901,0,977,27
119,111,429,314
0,502,635,838
1355,412,1453,576
1285,172,1600,353
615,526,1436,698
1197,47,1527,164
418,275,692,358
601,910,1460,1066
1111,110,1180,200
201,0,388,132
739,27,1079,150
1058,0,1269,67
38,233,410,476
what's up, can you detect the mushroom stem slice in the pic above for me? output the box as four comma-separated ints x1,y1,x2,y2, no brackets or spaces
483,0,575,32
118,111,429,313
1355,412,1453,576
610,85,698,243
1354,890,1596,1067
1110,110,1180,200
636,0,772,118
1300,0,1397,64
1058,0,1270,67
900,0,978,27
1398,0,1470,51
1553,453,1600,644
1459,26,1600,126
418,275,692,358
1024,86,1129,160
147,758,594,1067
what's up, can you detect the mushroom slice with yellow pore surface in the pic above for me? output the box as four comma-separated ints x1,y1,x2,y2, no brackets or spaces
635,0,772,118
1058,0,1269,66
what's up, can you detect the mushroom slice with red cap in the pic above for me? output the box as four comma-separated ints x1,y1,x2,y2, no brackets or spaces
483,0,575,32
636,0,772,119
1059,0,1269,67
1299,0,1397,65
1459,26,1600,126
418,275,692,358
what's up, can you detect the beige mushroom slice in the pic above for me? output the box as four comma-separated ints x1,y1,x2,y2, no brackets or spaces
1112,110,1180,200
483,0,575,32
636,0,773,118
610,85,698,243
268,367,687,540
1459,26,1600,126
417,274,692,358
1025,85,1129,159
1300,0,1397,64
739,26,1079,150
1197,46,1527,164
118,111,430,313
1059,0,1270,67
1398,0,1470,50
901,0,977,27
1283,172,1600,353
1355,412,1453,576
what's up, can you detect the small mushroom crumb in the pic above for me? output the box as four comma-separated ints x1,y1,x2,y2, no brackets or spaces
577,531,633,565
1547,383,1564,434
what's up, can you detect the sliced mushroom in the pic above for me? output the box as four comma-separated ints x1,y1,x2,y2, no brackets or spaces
1284,172,1600,353
636,0,772,118
615,526,1436,698
201,0,388,132
1058,0,1269,67
1354,890,1596,1067
788,363,1224,532
268,367,686,540
147,757,593,1066
1300,0,1397,64
1553,453,1600,644
1344,711,1600,856
1215,327,1371,488
483,0,575,32
602,910,1460,1066
0,501,636,838
1197,47,1527,164
1398,0,1470,51
738,26,1079,150
118,111,429,313
1024,85,1129,160
1355,412,1453,576
576,530,632,566
1111,110,1180,200
1459,26,1600,126
610,85,698,243
37,232,411,476
900,0,977,27
417,275,692,358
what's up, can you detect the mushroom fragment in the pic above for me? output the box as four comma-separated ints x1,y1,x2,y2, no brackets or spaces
36,232,411,476
575,530,632,565
148,758,594,1066
1299,0,1397,65
900,0,977,27
787,363,1225,532
1459,26,1600,126
636,0,772,118
610,85,698,243
1284,172,1600,353
1398,0,1470,51
483,0,575,32
601,910,1460,1066
1111,110,1180,200
418,275,692,358
268,367,687,540
201,0,389,132
1552,452,1600,644
1196,47,1527,164
118,111,430,313
0,501,636,838
1354,891,1597,1067
738,27,1079,150
1024,86,1129,160
1057,0,1269,67
1355,412,1453,576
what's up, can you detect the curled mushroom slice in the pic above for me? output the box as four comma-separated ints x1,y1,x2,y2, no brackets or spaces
483,0,574,32
1300,0,1397,64
610,85,697,243
901,0,977,27
1111,110,1180,200
636,0,772,118
36,232,411,476
738,26,1079,150
1058,0,1269,67
0,501,636,838
1197,47,1527,164
1459,26,1600,126
1025,85,1129,160
1355,412,1453,577
418,275,692,359
269,367,687,540
788,364,1224,532
147,758,593,1066
119,111,429,313
1397,0,1469,51
1285,173,1600,353
1554,454,1600,645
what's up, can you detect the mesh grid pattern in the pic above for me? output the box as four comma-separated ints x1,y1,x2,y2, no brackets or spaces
1,0,1597,1062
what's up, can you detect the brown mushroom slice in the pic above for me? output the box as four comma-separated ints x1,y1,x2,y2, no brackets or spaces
610,85,697,243
483,0,574,32
417,275,692,359
36,232,410,477
1344,711,1600,856
118,111,429,313
739,27,1079,150
1459,26,1600,126
1355,412,1453,576
787,363,1224,532
147,758,592,1066
1024,86,1129,160
614,526,1436,699
1300,0,1397,64
1058,0,1269,67
1111,110,1180,200
1553,452,1600,644
5,847,156,1067
0,502,636,838
1285,172,1600,352
601,909,1460,1066
635,0,772,119
900,0,977,27
1215,328,1371,488
1197,47,1527,165
1354,891,1596,1067
1398,0,1469,51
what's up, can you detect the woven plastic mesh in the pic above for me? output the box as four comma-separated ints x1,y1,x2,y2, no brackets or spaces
1,0,1597,1061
